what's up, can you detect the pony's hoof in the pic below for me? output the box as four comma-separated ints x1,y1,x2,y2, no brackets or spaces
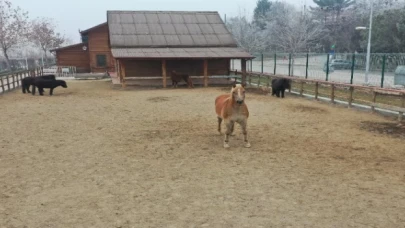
223,143,230,148
244,142,251,148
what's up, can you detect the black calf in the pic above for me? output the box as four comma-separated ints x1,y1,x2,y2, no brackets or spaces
31,78,67,96
21,75,56,94
271,78,291,98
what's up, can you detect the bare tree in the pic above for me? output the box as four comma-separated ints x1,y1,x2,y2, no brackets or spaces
29,17,65,65
267,6,325,54
0,0,29,71
226,9,267,53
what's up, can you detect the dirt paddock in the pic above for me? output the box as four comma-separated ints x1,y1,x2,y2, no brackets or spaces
1,81,404,227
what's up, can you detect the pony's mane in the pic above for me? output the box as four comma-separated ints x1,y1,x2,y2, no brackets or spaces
230,84,243,92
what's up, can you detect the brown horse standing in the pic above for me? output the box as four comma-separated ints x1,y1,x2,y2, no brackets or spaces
215,83,251,148
171,70,194,88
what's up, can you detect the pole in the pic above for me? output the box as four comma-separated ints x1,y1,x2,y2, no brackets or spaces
365,0,373,84
326,53,330,81
250,60,253,72
274,53,276,75
381,55,386,88
261,53,264,73
288,53,291,76
305,53,309,79
350,53,355,84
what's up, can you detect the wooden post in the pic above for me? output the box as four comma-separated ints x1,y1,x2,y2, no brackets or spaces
6,75,10,91
315,82,319,100
257,75,261,87
16,73,20,88
12,74,16,90
121,60,126,88
266,75,270,88
162,59,167,88
204,59,208,87
116,59,121,82
0,76,4,93
399,94,404,122
299,81,304,96
241,59,247,85
371,91,377,112
331,84,335,104
348,86,354,108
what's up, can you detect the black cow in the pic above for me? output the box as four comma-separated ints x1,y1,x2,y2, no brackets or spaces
21,75,56,94
31,78,67,96
271,78,291,98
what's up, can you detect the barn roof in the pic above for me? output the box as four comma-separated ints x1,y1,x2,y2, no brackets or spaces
107,10,253,59
107,10,238,48
80,22,107,34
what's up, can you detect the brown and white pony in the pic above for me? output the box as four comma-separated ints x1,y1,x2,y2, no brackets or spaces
215,83,251,148
171,70,194,88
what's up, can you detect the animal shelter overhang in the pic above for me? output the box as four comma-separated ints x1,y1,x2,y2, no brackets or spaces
111,47,254,59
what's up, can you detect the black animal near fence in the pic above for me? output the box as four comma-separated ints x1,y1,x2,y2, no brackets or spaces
0,67,45,94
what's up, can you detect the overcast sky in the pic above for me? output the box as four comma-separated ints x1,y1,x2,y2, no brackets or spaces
13,0,314,43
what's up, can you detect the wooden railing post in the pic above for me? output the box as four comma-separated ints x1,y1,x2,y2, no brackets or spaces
16,73,20,88
348,86,354,108
371,91,377,112
6,75,10,91
315,82,319,100
257,74,261,87
12,74,16,90
331,84,335,104
399,93,405,122
299,81,304,96
0,76,4,94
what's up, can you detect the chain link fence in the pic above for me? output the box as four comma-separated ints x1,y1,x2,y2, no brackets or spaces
231,52,405,89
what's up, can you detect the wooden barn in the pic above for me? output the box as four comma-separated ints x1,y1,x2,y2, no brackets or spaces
107,10,253,87
50,22,115,73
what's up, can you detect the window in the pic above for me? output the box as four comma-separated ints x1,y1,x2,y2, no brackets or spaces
81,34,88,43
96,54,107,67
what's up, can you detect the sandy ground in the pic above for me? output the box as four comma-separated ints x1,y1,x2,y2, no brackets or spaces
0,81,404,227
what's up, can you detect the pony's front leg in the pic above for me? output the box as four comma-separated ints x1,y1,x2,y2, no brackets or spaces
230,122,236,136
217,117,222,134
223,120,233,148
240,120,251,148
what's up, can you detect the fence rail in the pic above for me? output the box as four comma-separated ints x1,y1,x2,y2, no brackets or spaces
0,67,44,94
232,70,405,122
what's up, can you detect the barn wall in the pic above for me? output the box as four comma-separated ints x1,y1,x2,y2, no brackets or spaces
123,60,162,76
208,59,230,75
87,24,115,73
121,59,230,77
55,45,90,73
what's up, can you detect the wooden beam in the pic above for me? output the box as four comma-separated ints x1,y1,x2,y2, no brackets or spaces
241,59,247,85
120,59,126,88
162,59,167,88
204,59,208,87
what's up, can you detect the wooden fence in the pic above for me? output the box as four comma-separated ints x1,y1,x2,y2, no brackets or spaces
0,67,44,94
232,71,405,122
